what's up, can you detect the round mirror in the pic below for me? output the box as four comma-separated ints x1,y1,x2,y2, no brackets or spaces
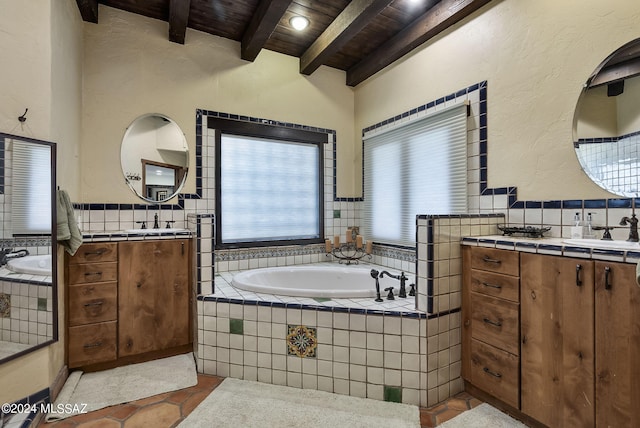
121,114,189,203
573,38,640,197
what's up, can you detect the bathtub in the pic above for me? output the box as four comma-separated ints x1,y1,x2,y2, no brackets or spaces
231,264,411,299
6,254,52,276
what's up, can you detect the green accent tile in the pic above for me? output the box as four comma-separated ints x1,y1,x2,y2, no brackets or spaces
229,318,244,335
383,385,402,403
37,298,47,311
313,297,331,303
333,209,341,219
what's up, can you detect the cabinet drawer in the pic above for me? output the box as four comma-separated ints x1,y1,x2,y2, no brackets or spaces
470,339,519,409
470,247,519,276
68,321,117,368
68,262,118,285
471,269,519,302
68,243,118,264
471,293,519,355
68,282,117,326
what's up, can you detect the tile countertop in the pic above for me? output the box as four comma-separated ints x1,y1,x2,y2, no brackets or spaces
461,235,640,264
81,229,192,242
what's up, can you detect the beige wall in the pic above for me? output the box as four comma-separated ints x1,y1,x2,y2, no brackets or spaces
81,6,356,202
0,0,82,405
354,0,640,200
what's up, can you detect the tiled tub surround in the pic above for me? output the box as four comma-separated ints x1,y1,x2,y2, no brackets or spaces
0,272,53,349
197,264,463,408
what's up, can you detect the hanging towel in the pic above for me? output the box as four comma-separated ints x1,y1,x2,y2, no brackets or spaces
637,261,640,287
57,189,83,256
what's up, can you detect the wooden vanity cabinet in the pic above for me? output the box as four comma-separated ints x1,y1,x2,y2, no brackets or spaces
66,239,192,370
66,243,119,368
594,261,640,427
462,246,520,409
118,239,191,357
520,253,595,428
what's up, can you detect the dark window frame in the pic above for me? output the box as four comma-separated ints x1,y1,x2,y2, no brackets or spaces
210,118,326,249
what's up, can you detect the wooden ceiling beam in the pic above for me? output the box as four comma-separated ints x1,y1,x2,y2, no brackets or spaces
346,0,494,86
300,0,394,76
241,0,293,62
169,0,191,44
589,58,640,88
76,0,98,23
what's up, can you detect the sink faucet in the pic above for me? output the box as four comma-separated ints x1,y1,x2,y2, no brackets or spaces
153,213,160,229
619,211,639,242
379,271,408,298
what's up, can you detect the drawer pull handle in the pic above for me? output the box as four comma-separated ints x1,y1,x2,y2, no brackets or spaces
483,317,502,327
84,272,103,277
482,256,501,264
84,250,105,256
604,266,612,290
84,301,103,307
83,341,103,349
576,264,582,286
483,367,502,378
481,282,502,289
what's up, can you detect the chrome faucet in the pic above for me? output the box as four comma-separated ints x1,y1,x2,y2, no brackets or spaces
0,248,29,265
619,211,639,242
379,271,408,298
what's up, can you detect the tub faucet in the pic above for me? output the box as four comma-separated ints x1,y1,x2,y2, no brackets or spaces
370,269,383,302
619,212,639,242
1,249,29,266
379,271,408,298
153,213,160,229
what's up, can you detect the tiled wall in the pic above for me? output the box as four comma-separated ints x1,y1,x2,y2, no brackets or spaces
196,296,462,407
575,130,640,197
0,279,53,347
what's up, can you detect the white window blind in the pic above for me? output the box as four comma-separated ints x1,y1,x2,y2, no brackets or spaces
363,104,468,247
12,140,52,235
220,134,321,244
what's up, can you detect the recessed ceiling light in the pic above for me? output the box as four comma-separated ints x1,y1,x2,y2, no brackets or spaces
289,16,309,31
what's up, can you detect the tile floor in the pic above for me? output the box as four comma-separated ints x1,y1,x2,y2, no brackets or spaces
37,374,480,427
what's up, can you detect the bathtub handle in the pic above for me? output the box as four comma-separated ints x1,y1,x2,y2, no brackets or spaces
408,283,416,296
384,287,395,300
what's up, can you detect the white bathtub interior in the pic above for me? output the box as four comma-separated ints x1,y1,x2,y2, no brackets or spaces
6,254,52,276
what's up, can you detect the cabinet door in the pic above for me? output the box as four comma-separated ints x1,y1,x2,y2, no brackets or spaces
118,239,191,356
595,261,640,427
521,253,595,427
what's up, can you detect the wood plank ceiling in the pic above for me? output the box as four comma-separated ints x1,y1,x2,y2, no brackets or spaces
76,0,494,86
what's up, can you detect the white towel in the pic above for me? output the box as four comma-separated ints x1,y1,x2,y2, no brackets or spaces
57,189,83,256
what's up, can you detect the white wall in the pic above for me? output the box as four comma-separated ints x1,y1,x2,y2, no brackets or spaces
81,6,356,203
0,0,82,405
354,0,640,201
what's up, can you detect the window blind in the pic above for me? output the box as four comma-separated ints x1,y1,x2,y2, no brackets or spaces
219,134,321,244
12,140,52,235
363,104,468,247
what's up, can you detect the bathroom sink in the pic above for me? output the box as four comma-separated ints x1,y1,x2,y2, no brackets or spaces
124,228,189,234
563,238,640,250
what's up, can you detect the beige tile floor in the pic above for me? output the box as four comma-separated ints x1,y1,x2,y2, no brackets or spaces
38,374,480,427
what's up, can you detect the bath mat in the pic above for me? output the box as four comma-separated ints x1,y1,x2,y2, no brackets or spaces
438,403,528,427
178,378,420,428
45,352,197,422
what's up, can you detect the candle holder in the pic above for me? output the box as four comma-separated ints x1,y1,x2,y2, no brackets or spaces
325,227,373,265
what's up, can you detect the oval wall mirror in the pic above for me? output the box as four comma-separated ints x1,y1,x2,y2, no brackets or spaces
573,38,640,197
121,114,189,203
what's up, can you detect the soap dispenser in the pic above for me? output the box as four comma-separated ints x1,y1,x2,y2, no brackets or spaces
584,212,595,239
571,212,583,239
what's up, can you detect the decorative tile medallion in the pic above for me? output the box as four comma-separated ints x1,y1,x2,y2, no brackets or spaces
287,325,317,358
0,293,10,317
